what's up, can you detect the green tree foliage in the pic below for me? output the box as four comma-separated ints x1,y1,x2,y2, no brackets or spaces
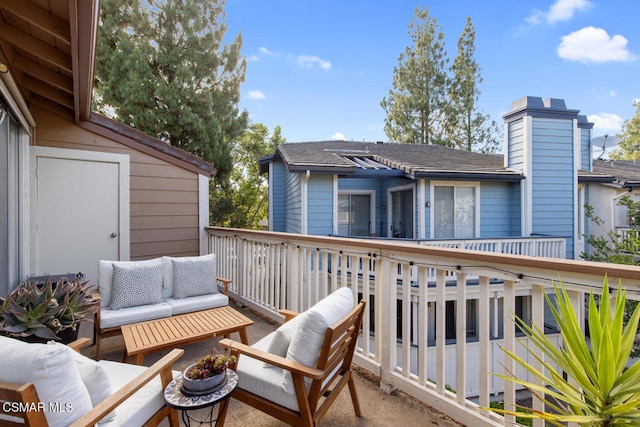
492,279,640,426
381,7,495,151
447,18,500,153
610,100,640,160
380,6,449,145
210,124,285,228
95,0,248,184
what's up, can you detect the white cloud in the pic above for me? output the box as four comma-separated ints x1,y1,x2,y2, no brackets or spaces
588,112,624,134
527,0,590,25
259,46,275,56
246,54,259,62
332,132,346,140
297,55,331,70
557,27,637,63
248,90,266,100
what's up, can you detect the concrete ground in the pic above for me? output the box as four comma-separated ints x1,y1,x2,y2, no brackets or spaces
80,305,463,427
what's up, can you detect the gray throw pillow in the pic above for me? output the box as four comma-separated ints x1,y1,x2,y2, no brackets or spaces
109,259,164,309
172,254,217,299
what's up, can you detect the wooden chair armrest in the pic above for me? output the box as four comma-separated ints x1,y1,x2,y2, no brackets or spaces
68,348,184,427
90,289,101,302
279,309,299,322
219,339,323,380
67,338,91,352
216,277,232,296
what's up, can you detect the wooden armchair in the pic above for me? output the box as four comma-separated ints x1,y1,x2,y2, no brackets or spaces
220,288,366,427
0,337,182,427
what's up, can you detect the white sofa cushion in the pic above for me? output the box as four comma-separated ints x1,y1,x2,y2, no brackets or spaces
236,332,300,411
263,311,308,367
98,258,163,308
48,342,116,423
172,253,218,298
0,336,93,427
165,292,229,316
99,303,173,329
97,360,179,427
162,254,217,299
110,259,165,310
283,287,354,394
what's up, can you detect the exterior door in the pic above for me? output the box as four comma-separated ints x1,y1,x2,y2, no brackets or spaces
33,147,129,284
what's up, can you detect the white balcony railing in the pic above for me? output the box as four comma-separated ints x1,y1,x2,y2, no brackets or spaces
420,236,567,258
206,227,640,427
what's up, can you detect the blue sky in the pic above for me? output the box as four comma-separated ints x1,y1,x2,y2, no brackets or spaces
225,0,638,152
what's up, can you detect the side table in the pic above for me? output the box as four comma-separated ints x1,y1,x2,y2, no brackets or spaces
164,369,238,426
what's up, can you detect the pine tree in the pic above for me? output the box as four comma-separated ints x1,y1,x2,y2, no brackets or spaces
94,0,248,184
610,100,640,160
381,6,450,145
447,18,501,153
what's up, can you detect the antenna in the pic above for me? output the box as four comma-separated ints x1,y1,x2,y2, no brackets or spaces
592,134,620,160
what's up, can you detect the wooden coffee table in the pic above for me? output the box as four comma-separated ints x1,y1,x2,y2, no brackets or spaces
122,306,254,365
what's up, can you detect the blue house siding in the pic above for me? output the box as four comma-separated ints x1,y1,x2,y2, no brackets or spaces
284,172,302,233
271,160,287,231
307,175,334,235
480,182,514,237
507,118,525,171
510,183,522,236
530,117,575,257
580,127,591,170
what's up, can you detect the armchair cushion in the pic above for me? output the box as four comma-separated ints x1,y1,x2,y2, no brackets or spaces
263,310,307,365
0,336,93,426
283,287,355,394
49,342,116,422
110,259,165,310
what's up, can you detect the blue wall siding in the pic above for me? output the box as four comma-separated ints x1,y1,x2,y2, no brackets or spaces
507,118,525,170
580,128,591,171
480,182,513,237
284,171,302,233
271,161,287,231
510,183,522,236
531,118,574,257
307,175,334,235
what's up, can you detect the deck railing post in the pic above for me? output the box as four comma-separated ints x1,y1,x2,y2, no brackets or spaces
379,253,397,394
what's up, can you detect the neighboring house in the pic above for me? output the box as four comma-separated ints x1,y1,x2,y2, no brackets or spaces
0,1,214,296
260,96,619,261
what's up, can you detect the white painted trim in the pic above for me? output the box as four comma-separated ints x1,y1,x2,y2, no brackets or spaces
417,179,426,239
429,181,481,238
337,188,376,236
522,116,533,236
388,183,415,238
332,175,338,235
198,174,210,255
301,171,309,234
30,147,130,264
573,119,580,258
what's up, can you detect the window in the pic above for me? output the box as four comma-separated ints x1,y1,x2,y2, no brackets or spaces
433,184,478,238
337,193,373,236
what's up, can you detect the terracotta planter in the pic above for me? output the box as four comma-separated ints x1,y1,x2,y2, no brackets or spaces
182,365,227,393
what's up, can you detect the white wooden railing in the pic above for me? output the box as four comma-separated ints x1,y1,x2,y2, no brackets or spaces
420,236,567,258
206,227,640,427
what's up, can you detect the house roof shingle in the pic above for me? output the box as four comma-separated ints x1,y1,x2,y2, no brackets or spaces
592,159,640,187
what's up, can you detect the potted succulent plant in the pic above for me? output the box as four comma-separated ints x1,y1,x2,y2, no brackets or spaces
0,275,98,343
182,349,237,393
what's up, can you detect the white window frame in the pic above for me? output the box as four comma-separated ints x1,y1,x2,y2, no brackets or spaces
335,189,376,236
429,181,480,239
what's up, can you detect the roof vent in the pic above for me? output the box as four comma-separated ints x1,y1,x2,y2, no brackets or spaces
376,141,383,144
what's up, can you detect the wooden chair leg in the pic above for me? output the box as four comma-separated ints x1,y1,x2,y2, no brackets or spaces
348,375,362,417
167,407,180,427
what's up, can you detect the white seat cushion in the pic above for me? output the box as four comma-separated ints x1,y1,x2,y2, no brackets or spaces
0,336,93,427
236,333,300,411
165,292,229,315
99,303,173,329
96,361,179,427
283,287,355,394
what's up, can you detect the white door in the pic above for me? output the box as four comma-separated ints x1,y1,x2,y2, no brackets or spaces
33,147,130,284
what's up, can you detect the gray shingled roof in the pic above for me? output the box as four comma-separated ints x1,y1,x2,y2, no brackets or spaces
271,141,522,180
593,159,640,187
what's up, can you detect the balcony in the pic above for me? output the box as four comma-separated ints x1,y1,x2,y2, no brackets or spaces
206,226,640,427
